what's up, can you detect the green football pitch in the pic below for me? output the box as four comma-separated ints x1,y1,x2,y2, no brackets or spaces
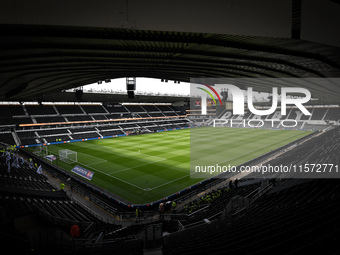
29,127,312,204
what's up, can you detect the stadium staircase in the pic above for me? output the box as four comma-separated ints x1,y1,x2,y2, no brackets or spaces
11,130,21,146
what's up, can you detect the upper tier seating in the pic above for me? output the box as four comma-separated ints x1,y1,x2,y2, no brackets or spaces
81,105,107,114
66,115,93,121
25,105,56,115
0,105,25,117
325,108,340,121
156,105,175,112
140,105,161,112
55,105,83,115
105,105,129,113
123,105,146,112
0,133,15,145
35,116,66,123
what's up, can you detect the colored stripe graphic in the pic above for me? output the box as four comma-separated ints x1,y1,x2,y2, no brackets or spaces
203,84,223,106
197,84,223,105
197,87,216,105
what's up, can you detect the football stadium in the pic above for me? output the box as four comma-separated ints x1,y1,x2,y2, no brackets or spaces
1,1,340,254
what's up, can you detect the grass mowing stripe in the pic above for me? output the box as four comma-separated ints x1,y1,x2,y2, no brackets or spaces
215,130,307,164
108,157,166,174
190,128,311,178
77,160,146,190
76,141,167,161
26,128,312,204
149,174,190,190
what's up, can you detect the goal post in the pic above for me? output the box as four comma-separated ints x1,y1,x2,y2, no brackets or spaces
59,149,77,164
34,145,48,157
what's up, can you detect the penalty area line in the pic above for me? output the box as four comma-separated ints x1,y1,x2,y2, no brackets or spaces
108,158,166,175
145,174,190,191
101,145,166,161
78,162,146,191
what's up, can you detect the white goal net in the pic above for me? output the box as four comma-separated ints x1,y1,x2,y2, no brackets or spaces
59,149,77,164
34,145,48,157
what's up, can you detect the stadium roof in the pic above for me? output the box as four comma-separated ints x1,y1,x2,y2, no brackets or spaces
1,1,340,104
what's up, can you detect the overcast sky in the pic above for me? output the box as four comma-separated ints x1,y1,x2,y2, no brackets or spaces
83,77,269,101
84,77,190,95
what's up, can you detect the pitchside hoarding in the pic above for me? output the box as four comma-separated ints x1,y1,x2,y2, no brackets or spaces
71,165,94,180
190,78,340,179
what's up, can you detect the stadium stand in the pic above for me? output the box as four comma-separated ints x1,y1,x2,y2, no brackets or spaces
310,108,327,120
66,115,93,122
124,105,146,113
55,105,84,115
16,130,41,145
35,116,66,123
0,104,188,146
244,126,340,179
1,1,340,253
105,105,129,113
0,132,16,145
44,135,71,144
162,178,340,255
325,108,340,122
91,115,108,120
25,105,57,116
178,181,262,224
140,105,160,112
0,149,145,254
156,105,176,112
0,104,339,254
81,105,108,114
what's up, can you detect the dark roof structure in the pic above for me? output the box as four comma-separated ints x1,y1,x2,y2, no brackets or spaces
1,1,340,104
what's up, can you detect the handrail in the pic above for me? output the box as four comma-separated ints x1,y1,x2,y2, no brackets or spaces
244,187,261,199
93,232,103,245
83,222,95,238
177,220,185,231
35,203,94,230
71,196,116,225
187,205,210,218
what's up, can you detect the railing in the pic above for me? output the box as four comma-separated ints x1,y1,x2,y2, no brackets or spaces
35,206,94,234
31,228,102,253
161,213,188,221
137,223,163,249
72,196,116,225
170,216,212,233
222,180,273,219
174,177,227,209
178,220,185,231
89,195,118,217
187,205,210,221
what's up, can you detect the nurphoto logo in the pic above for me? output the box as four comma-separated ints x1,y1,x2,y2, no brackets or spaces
197,84,311,116
195,80,311,128
190,78,339,180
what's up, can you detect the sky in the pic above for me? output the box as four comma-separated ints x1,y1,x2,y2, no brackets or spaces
83,77,190,96
82,77,270,101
